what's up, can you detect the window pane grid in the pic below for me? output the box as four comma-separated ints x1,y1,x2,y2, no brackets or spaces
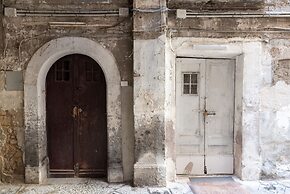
86,62,99,82
55,62,71,82
182,73,198,95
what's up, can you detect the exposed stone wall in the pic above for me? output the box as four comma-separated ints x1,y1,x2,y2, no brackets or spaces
0,71,24,183
273,59,290,85
266,0,290,11
269,41,290,85
0,108,24,183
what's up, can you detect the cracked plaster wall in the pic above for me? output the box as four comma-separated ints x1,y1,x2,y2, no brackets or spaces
0,71,24,183
259,40,290,179
2,0,290,185
167,1,290,180
0,0,134,183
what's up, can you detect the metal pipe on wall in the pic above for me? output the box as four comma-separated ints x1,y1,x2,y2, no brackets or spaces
17,9,119,17
177,9,290,18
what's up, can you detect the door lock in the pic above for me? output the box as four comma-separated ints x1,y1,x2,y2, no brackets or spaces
72,106,83,118
72,106,78,118
203,110,216,117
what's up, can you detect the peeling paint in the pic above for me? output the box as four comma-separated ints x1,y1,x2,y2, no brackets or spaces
261,81,290,179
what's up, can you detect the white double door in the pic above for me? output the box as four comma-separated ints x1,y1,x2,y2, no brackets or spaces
176,58,235,175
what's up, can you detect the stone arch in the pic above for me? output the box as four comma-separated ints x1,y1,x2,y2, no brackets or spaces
24,37,123,183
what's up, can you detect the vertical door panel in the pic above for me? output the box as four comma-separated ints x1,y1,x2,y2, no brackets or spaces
205,59,234,174
77,56,107,177
176,58,205,175
47,57,74,176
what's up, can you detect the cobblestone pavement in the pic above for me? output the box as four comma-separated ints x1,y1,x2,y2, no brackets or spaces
0,179,193,194
239,179,290,194
1,178,290,194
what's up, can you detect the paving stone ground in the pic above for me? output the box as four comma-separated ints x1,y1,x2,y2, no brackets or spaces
238,179,290,194
0,179,192,194
1,178,290,194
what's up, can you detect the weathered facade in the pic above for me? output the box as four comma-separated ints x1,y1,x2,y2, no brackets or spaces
1,0,290,187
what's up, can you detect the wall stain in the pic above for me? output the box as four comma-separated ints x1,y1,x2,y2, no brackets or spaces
183,162,193,175
0,109,24,183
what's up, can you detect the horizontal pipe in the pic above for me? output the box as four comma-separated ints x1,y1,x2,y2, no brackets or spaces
170,28,290,33
48,22,114,27
186,14,290,18
17,9,119,14
16,9,119,17
185,11,290,18
17,13,119,17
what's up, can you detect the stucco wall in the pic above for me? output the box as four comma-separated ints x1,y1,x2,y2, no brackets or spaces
260,40,290,179
0,0,134,183
166,2,290,181
2,0,290,185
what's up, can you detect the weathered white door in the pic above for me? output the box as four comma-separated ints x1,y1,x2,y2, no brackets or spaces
176,58,234,175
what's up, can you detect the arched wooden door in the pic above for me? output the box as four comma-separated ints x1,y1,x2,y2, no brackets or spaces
46,54,107,178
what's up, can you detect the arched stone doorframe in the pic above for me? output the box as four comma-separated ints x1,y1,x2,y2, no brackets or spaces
24,37,123,184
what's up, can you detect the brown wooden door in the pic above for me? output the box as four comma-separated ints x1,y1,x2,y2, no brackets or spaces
46,54,107,178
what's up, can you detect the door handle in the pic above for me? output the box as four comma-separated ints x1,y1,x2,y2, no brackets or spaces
203,110,216,117
72,106,78,118
72,106,83,118
78,107,83,118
